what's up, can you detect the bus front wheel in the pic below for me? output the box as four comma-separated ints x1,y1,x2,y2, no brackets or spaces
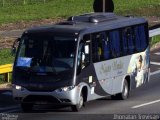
71,93,84,112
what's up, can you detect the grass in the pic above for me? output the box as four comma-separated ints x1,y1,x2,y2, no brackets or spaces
114,0,160,16
0,76,7,84
150,35,160,47
0,49,14,65
0,0,93,24
0,0,160,24
0,49,13,83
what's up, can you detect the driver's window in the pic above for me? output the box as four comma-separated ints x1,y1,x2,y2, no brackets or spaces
77,35,90,73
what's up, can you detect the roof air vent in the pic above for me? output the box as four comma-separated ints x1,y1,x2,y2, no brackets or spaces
67,13,117,23
89,14,116,23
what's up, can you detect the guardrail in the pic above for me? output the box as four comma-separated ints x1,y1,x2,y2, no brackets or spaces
0,64,13,82
149,28,160,37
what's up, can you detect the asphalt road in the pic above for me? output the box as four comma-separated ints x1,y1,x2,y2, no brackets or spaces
0,49,160,120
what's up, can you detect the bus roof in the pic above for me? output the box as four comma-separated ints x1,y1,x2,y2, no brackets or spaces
25,13,148,35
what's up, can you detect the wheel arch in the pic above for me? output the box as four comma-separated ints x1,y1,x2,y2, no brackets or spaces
81,86,88,102
124,75,131,91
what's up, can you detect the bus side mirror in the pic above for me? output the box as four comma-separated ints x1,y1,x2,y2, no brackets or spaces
11,38,20,56
82,45,90,67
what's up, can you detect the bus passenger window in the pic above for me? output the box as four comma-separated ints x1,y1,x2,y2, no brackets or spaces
97,34,103,61
122,31,128,55
101,32,111,60
92,34,102,62
127,28,135,54
109,31,121,58
92,32,111,62
134,25,147,52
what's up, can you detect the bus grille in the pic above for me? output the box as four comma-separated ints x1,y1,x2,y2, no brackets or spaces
23,95,61,103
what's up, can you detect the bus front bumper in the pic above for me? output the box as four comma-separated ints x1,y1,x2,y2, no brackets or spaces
12,85,80,105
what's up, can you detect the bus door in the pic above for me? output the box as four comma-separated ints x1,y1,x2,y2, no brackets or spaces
76,34,102,97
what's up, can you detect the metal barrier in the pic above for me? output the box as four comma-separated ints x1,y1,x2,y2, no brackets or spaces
149,28,160,37
0,64,13,82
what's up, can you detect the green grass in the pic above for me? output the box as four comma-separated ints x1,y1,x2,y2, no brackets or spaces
150,35,160,47
0,76,6,84
0,0,160,24
0,49,13,83
0,49,14,65
114,0,160,16
0,0,93,24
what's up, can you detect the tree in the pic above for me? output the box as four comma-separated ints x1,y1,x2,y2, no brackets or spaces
93,0,114,12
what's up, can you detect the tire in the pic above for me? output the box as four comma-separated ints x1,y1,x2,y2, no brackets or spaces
21,103,33,112
111,80,129,100
71,93,84,112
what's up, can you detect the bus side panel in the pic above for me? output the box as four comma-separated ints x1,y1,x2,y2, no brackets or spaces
93,47,150,95
94,56,130,95
128,47,150,89
76,63,112,101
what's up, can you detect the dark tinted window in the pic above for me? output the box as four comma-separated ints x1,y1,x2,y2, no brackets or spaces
91,24,148,63
92,32,112,62
122,28,135,55
109,31,121,57
92,33,99,62
134,25,147,52
17,35,76,73
122,30,128,55
102,33,111,60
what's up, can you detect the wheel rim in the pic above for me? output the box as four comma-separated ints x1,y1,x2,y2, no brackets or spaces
78,95,83,109
123,82,128,97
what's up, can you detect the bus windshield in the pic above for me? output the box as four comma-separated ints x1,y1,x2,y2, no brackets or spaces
16,34,77,74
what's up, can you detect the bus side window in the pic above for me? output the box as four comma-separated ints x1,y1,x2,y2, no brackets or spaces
92,35,97,62
101,32,111,60
134,25,147,52
92,33,102,62
122,30,128,55
126,28,135,54
109,31,121,58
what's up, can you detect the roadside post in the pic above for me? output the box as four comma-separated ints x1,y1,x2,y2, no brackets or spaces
103,0,105,12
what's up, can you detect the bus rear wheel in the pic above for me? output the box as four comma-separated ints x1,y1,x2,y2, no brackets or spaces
111,79,129,100
71,93,84,112
21,103,33,112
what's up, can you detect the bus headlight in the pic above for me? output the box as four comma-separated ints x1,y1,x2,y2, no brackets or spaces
16,85,21,90
13,84,25,91
56,86,75,92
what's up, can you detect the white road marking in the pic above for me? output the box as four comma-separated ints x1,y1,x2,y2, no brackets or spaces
150,69,160,76
150,62,160,66
154,52,160,55
131,69,160,109
132,99,160,109
150,60,160,76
